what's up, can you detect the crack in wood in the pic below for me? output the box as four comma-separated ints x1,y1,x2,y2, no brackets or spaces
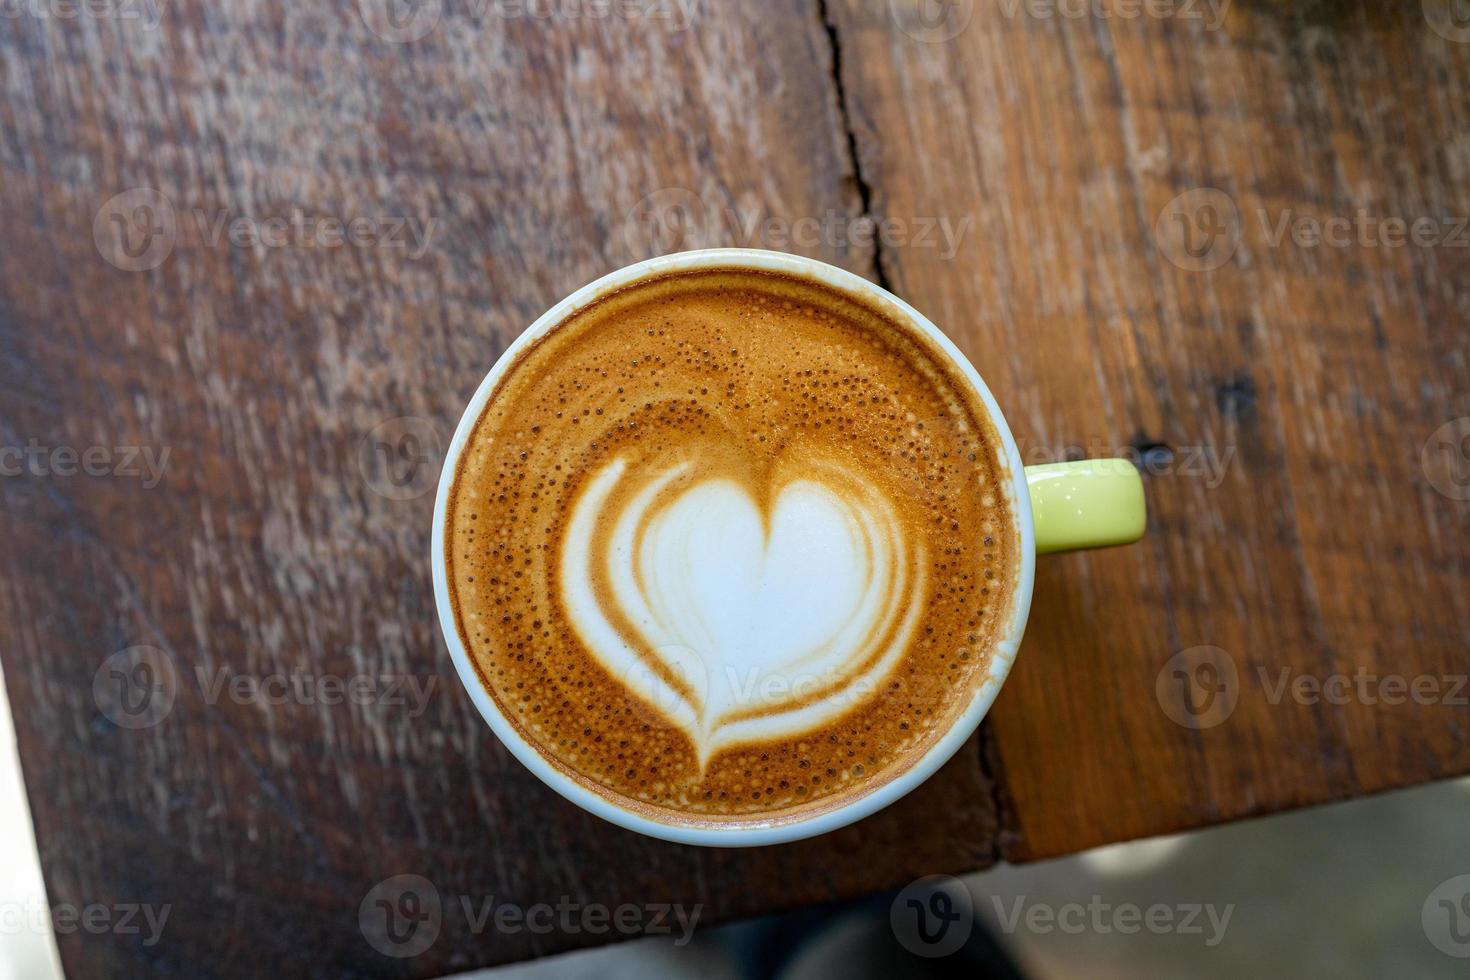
815,0,893,292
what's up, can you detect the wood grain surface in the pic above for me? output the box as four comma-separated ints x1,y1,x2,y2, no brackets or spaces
827,0,1470,859
0,0,1467,976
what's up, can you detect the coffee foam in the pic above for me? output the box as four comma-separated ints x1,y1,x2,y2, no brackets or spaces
445,267,1018,825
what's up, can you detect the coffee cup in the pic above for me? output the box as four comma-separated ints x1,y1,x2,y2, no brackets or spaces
432,249,1145,846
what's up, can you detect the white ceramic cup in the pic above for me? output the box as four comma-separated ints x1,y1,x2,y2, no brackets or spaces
431,248,1144,847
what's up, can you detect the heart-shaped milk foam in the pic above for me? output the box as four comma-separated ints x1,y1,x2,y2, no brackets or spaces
560,455,926,768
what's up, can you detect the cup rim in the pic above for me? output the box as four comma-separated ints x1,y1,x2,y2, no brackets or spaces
431,248,1036,846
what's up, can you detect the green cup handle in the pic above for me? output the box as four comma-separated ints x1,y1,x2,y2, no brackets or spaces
1026,460,1147,555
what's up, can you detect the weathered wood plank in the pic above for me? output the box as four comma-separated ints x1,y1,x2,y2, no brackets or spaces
0,3,1000,976
6,0,1470,975
831,0,1470,858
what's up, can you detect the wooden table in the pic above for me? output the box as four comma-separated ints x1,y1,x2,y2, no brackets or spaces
3,1,1468,976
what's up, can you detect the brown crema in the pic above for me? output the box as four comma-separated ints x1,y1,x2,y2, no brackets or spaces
445,266,1019,826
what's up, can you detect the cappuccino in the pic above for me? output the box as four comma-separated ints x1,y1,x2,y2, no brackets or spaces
444,267,1019,824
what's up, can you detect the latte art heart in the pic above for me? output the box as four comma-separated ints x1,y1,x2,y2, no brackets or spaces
561,454,927,768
